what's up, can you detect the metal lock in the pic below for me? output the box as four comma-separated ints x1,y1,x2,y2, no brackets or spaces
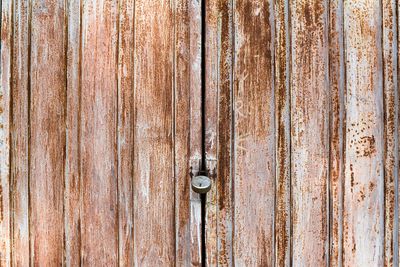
191,175,211,194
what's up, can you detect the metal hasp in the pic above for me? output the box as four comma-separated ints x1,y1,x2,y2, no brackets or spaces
191,175,212,194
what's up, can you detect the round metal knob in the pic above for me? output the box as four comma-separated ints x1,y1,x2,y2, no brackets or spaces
191,175,212,194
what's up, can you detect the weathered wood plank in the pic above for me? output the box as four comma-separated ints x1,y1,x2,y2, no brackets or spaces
383,0,399,266
133,1,175,265
274,0,291,265
204,0,219,265
204,0,233,265
117,0,134,265
80,0,119,265
65,0,81,265
175,0,202,265
329,0,345,265
343,0,384,265
29,0,66,265
10,0,30,265
290,0,329,265
398,1,400,264
0,0,12,265
233,1,275,265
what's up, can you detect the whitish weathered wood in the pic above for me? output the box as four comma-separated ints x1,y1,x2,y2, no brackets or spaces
175,0,203,265
65,0,81,265
80,0,118,265
383,0,399,266
117,0,134,265
274,0,291,265
233,1,275,265
30,0,66,265
343,0,384,265
329,0,345,265
290,0,329,265
133,1,175,265
204,0,233,265
0,1,12,265
10,0,30,265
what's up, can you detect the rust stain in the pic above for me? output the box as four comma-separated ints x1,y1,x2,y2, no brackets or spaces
358,135,376,157
0,185,3,222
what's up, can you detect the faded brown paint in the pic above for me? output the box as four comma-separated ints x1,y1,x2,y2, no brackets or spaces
133,0,175,265
2,0,400,265
233,0,275,265
290,0,329,265
204,0,220,265
204,0,233,265
80,0,118,265
30,0,66,265
117,0,135,265
10,0,30,265
65,0,81,265
0,1,11,266
175,0,203,265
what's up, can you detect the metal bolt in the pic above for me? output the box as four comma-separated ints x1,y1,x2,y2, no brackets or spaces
191,175,211,194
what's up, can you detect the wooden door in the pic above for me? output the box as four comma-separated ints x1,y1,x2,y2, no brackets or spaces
205,0,399,266
0,0,399,267
0,0,203,265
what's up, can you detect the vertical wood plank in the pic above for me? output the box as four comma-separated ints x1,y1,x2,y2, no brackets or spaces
204,0,234,265
175,0,203,265
274,0,291,265
29,0,66,265
0,0,12,265
343,0,384,265
233,0,275,265
329,0,345,265
117,0,134,265
290,0,329,265
398,1,400,265
65,0,81,265
10,0,30,265
204,0,219,265
133,1,175,265
80,0,118,265
383,0,399,266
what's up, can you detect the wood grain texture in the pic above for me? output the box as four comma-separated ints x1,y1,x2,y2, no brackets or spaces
204,0,234,265
117,0,134,265
329,0,345,265
186,0,203,264
5,0,400,265
175,0,203,265
290,0,329,265
204,0,219,265
343,0,384,265
80,0,118,265
274,0,291,265
133,0,175,265
383,0,399,266
233,0,275,265
65,0,81,265
29,0,66,265
10,0,30,265
0,0,11,265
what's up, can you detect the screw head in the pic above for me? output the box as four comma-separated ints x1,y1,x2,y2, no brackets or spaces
191,175,212,194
